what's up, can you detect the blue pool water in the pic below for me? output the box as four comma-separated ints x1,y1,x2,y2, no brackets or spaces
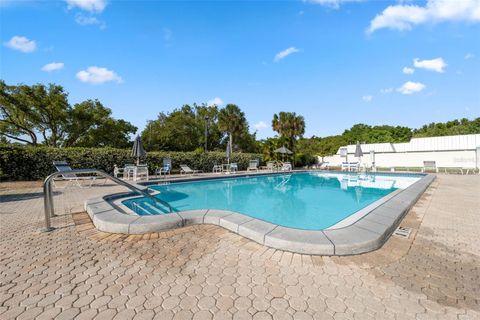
123,172,422,230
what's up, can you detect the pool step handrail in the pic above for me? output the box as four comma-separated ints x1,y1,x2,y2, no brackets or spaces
42,169,173,232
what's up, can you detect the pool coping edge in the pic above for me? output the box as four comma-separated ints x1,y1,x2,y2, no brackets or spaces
84,172,435,256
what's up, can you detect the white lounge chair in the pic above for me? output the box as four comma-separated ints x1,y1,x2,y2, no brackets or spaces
247,160,259,171
180,164,201,175
319,162,330,170
52,161,98,188
422,161,438,173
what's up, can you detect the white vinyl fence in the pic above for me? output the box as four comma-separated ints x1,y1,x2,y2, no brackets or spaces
321,134,480,170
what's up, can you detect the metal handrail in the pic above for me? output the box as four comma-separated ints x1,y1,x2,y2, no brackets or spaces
42,169,173,232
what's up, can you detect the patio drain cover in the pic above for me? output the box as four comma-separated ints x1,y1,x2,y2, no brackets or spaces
394,226,412,238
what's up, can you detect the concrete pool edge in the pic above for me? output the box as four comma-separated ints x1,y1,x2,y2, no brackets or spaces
84,173,435,256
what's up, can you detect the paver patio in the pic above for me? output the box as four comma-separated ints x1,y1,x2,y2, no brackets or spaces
0,174,479,319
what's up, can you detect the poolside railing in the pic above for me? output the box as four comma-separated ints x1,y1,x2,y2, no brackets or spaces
42,169,173,232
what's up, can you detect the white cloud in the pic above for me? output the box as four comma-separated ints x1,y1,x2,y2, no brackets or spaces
274,47,300,62
4,36,36,53
380,88,394,94
41,62,64,72
397,81,426,95
207,97,224,106
368,0,480,33
402,67,415,74
66,0,107,13
465,53,475,59
362,95,373,102
75,14,106,28
254,121,268,130
76,66,122,84
305,0,361,9
413,57,447,72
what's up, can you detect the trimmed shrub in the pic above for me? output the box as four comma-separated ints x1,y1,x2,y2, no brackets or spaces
0,145,263,181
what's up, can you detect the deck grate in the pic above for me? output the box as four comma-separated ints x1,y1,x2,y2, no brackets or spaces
393,226,412,238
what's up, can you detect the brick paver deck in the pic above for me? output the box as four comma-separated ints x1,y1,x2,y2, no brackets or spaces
1,175,479,319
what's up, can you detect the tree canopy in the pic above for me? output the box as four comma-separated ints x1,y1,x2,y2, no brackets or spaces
342,124,413,144
271,112,305,152
413,118,480,137
0,80,137,148
142,103,258,153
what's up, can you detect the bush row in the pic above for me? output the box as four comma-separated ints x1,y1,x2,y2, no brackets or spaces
0,145,263,181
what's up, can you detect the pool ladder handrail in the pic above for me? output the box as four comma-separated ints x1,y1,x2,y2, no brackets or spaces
42,169,173,232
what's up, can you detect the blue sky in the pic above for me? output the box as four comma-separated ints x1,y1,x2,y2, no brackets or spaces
1,0,479,139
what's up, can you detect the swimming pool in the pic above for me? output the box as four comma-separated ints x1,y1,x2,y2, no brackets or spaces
123,172,422,230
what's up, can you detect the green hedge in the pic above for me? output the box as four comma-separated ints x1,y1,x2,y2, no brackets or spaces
0,145,263,181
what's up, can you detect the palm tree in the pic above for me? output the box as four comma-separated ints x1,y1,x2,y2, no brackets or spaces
272,111,305,156
218,104,247,151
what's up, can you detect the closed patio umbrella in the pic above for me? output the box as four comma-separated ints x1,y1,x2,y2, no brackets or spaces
355,141,363,164
131,135,146,165
226,140,231,164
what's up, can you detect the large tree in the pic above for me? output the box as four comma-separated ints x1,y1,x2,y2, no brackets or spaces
0,81,69,146
64,100,137,148
271,111,305,154
0,81,136,148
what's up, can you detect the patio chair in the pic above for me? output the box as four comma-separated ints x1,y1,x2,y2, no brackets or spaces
229,163,238,174
180,164,201,175
155,158,172,177
52,160,99,188
134,164,149,181
123,164,136,180
113,164,124,178
212,163,223,173
422,161,438,173
247,160,259,171
349,162,359,172
266,161,277,172
280,162,292,171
